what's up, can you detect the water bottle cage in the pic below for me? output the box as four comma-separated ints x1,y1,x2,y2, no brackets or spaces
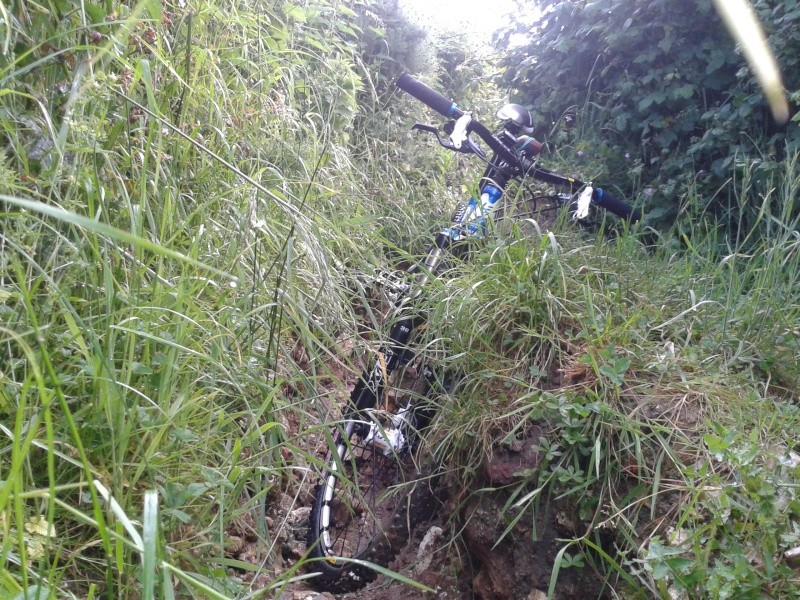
515,136,542,159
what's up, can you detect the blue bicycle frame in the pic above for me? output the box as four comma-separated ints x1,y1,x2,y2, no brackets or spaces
307,74,638,587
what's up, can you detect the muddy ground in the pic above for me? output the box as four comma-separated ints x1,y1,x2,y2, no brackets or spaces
228,247,643,599
225,421,622,600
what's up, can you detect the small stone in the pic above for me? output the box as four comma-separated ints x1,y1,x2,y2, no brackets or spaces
414,525,444,575
224,534,245,555
281,539,306,560
287,506,311,527
785,546,800,567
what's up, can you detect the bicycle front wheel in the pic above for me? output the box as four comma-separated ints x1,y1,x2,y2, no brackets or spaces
307,361,433,591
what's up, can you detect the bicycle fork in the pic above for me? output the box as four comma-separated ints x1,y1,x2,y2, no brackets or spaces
343,234,452,448
345,184,506,451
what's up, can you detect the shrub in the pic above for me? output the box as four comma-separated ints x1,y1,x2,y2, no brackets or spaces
495,0,800,228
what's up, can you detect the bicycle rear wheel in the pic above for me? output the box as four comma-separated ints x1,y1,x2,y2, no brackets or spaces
307,360,434,591
493,193,567,233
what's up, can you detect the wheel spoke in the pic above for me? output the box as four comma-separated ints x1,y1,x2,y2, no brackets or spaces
307,358,434,590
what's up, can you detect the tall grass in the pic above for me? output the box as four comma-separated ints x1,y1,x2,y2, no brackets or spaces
0,0,433,597
410,159,799,597
2,0,798,598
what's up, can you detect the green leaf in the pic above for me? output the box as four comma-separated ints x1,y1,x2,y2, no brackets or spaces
102,119,126,151
13,587,50,600
337,5,358,18
303,35,328,53
138,59,158,113
164,508,191,523
131,362,154,375
648,541,685,559
284,4,307,22
83,3,107,23
547,542,578,597
706,50,727,74
703,432,731,459
674,83,695,100
144,0,163,21
599,365,620,384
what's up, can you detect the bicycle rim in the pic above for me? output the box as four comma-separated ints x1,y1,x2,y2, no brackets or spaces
501,194,562,226
308,361,433,590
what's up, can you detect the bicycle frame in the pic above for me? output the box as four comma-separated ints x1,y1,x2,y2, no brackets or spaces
344,141,518,447
344,146,616,452
307,74,638,583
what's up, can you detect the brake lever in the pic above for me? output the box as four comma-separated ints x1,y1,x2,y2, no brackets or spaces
411,123,474,154
574,185,593,220
450,113,471,150
464,136,487,160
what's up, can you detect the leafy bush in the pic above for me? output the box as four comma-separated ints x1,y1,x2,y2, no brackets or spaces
496,0,800,228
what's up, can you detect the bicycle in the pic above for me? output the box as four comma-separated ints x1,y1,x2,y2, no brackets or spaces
305,73,638,591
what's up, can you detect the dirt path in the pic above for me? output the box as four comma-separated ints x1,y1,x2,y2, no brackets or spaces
251,423,616,600
228,322,622,598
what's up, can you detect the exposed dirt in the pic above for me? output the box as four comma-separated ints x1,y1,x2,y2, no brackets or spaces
219,342,711,600
226,280,644,598
245,422,617,600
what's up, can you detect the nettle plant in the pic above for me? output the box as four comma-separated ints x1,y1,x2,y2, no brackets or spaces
495,0,800,227
643,424,800,599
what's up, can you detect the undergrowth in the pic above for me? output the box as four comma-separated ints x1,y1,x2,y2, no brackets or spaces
1,0,798,599
413,164,799,598
0,0,433,597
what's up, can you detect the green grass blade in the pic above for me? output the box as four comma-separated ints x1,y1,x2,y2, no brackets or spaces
142,490,158,600
1,195,236,281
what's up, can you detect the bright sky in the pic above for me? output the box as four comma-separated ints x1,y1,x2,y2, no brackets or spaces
398,0,519,37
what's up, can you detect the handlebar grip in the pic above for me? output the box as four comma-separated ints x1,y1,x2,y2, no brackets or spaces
592,188,640,223
396,73,462,119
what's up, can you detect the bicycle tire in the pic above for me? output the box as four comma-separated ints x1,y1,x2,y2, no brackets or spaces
307,359,435,592
493,194,565,233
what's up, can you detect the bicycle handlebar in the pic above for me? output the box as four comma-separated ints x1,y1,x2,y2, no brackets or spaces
593,188,638,221
396,73,639,223
396,73,463,119
397,73,521,165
